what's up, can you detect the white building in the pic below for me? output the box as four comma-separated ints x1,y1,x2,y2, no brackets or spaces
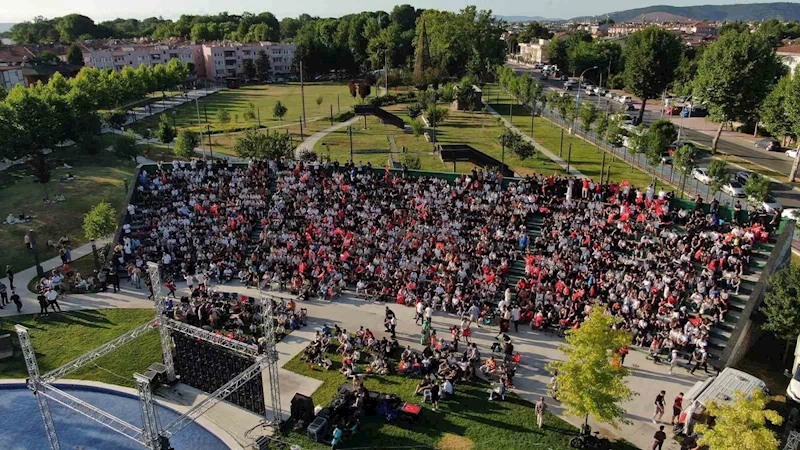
82,44,205,76
518,39,550,64
777,45,800,77
201,42,295,81
0,66,25,90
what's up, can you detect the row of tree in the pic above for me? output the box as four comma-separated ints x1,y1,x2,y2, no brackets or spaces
0,59,192,162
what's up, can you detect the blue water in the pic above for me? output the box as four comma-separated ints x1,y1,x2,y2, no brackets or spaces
0,383,230,450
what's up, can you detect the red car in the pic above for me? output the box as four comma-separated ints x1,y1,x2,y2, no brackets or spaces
664,105,683,115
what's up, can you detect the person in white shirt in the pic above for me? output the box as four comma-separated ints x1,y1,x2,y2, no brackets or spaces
45,288,61,312
415,301,424,325
511,305,521,332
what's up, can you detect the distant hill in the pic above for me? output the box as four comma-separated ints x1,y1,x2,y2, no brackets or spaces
627,12,694,23
495,15,560,23
574,2,800,22
0,23,15,33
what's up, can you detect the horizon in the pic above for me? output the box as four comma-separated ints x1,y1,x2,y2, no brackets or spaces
0,0,793,24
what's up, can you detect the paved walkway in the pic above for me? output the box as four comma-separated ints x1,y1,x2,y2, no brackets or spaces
294,116,360,158
484,103,586,178
0,238,110,306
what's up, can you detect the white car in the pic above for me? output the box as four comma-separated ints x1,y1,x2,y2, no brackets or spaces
786,149,799,159
594,87,607,96
734,171,753,185
605,91,616,99
618,95,633,104
692,168,711,184
722,181,746,198
748,195,782,213
584,88,595,96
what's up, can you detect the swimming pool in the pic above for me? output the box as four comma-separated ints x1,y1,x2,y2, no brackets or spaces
0,383,231,450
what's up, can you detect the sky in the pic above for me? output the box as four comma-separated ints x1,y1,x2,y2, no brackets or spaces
0,0,790,23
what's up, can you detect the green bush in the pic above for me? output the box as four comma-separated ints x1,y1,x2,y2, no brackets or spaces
402,153,422,170
608,73,626,90
333,110,355,122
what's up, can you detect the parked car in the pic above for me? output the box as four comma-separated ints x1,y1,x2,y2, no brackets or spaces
664,105,683,115
748,194,783,213
618,95,633,104
564,80,578,90
593,87,607,96
584,88,595,96
660,152,673,165
560,74,569,81
680,106,708,117
734,170,753,185
604,91,616,99
668,141,696,154
722,181,746,198
692,167,711,184
623,103,636,111
786,149,799,159
753,138,781,152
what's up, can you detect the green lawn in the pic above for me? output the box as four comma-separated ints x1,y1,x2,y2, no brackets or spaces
209,116,334,157
0,143,136,272
484,84,667,190
0,309,161,389
129,82,363,135
282,350,636,450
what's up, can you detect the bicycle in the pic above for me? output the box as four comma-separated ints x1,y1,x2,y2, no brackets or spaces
569,424,610,450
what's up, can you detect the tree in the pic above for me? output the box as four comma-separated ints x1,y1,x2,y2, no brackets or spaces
156,114,175,144
30,151,51,196
348,80,358,100
547,308,635,427
174,129,199,157
518,21,553,43
413,18,432,88
696,390,782,450
272,101,287,122
66,43,84,66
56,14,97,42
579,103,598,133
83,201,118,241
243,59,257,81
190,23,211,41
785,69,800,182
31,50,61,65
595,113,609,142
645,119,677,167
693,30,783,153
707,159,730,199
744,173,771,205
623,27,683,125
606,114,624,147
402,153,422,170
243,102,257,121
759,75,795,148
255,50,271,82
217,109,231,124
673,144,698,194
762,264,800,343
233,128,293,160
425,105,448,126
315,95,324,113
113,132,138,160
358,81,372,102
410,118,425,139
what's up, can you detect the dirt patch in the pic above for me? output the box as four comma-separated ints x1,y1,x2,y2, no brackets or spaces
436,433,474,450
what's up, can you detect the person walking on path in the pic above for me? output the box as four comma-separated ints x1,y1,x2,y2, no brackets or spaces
414,301,424,326
671,392,683,425
388,314,397,339
653,390,666,423
535,397,547,429
511,305,520,332
108,267,120,293
668,348,679,374
6,265,14,290
652,425,667,450
468,302,481,327
11,290,22,313
0,281,7,308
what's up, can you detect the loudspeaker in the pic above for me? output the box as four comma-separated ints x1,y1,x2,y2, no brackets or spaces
291,393,315,424
306,416,328,442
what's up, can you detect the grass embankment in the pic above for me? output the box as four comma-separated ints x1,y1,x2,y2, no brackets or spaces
0,309,161,389
282,350,636,450
0,143,136,271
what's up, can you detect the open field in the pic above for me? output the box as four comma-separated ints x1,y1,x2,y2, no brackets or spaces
208,116,334,157
128,83,363,135
0,309,161,389
0,142,136,272
283,348,636,450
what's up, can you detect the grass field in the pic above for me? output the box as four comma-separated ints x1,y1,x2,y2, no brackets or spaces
0,143,136,272
0,309,161,389
283,349,636,450
129,83,364,135
208,116,334,157
483,84,660,190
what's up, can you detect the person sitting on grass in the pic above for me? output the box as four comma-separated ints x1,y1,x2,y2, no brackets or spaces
480,356,498,375
414,374,434,396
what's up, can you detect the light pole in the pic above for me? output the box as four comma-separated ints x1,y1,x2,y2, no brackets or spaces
573,66,598,134
29,230,44,276
90,238,99,272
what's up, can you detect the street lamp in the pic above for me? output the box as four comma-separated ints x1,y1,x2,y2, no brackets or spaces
572,66,598,134
28,230,44,276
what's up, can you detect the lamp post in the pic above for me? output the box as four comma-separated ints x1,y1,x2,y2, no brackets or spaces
205,124,214,159
572,66,598,134
29,230,44,276
90,238,99,272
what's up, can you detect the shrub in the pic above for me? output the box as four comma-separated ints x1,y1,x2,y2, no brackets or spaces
83,201,118,240
402,153,422,170
333,110,355,122
174,129,200,158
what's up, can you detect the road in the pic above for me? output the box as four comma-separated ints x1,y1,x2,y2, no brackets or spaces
505,61,800,209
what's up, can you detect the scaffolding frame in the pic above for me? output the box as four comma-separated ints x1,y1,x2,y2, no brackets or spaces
16,263,284,450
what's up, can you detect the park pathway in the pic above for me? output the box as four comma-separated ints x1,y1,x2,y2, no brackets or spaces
484,102,585,177
294,116,360,159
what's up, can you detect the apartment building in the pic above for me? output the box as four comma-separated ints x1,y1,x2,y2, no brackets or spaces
82,43,205,76
777,45,800,77
202,42,295,81
518,39,550,64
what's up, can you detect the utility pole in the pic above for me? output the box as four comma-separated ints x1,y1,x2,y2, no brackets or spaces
257,108,261,127
300,116,304,141
384,49,389,96
300,60,306,126
600,151,606,180
205,124,213,159
204,104,208,123
195,97,201,125
509,103,513,123
330,105,333,126
337,94,340,113
559,128,564,157
567,142,572,173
